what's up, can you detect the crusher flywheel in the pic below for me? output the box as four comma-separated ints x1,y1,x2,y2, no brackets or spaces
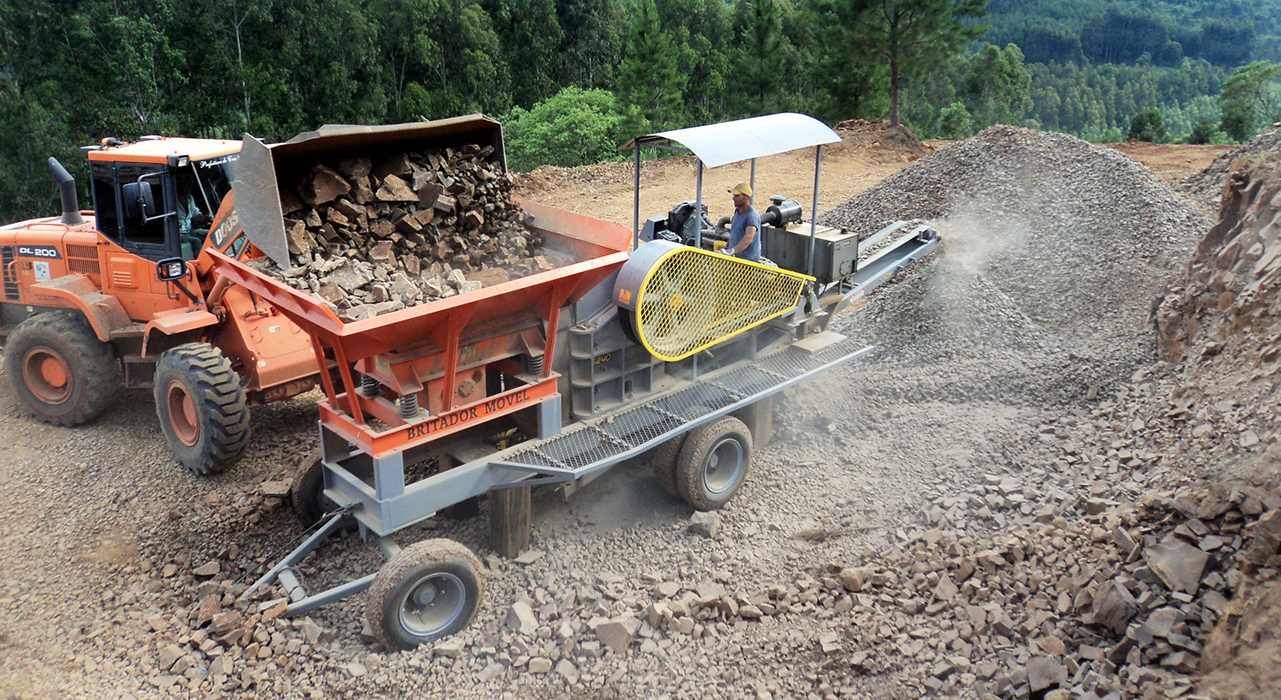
613,240,813,362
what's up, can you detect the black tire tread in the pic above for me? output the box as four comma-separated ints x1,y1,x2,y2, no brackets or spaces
290,448,325,524
154,343,250,475
288,447,358,531
367,539,485,650
652,433,687,497
3,311,120,426
676,416,752,511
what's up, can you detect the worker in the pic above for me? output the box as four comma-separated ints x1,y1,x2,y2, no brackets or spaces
723,182,761,262
175,174,202,236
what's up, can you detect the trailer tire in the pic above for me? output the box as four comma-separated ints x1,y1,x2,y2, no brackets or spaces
651,433,688,497
367,539,484,650
675,416,752,511
291,448,358,531
154,343,251,476
4,311,120,426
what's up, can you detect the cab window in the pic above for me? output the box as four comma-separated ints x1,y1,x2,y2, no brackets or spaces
117,163,169,248
92,160,178,262
90,161,120,239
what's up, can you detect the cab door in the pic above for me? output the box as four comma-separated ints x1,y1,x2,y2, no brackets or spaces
92,160,191,320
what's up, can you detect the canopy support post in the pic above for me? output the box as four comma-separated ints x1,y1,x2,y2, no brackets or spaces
632,146,641,251
750,157,760,257
806,145,822,277
694,160,704,249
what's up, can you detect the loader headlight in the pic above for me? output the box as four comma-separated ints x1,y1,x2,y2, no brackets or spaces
157,258,188,282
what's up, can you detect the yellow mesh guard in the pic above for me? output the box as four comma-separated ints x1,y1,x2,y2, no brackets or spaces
636,248,811,361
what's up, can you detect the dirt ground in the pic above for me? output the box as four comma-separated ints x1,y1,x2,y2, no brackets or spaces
513,129,1226,228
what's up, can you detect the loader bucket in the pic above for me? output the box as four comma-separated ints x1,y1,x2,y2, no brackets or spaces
233,114,507,269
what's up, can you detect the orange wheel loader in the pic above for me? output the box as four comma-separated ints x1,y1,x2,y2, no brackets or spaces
0,137,320,474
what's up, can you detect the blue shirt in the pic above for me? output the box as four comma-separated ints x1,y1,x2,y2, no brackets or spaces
729,207,761,262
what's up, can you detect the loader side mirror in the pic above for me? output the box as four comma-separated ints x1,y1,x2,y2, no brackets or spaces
156,257,188,282
122,181,155,220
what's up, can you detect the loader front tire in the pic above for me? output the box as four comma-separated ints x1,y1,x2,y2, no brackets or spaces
154,343,251,476
367,539,484,650
675,417,752,511
4,311,120,426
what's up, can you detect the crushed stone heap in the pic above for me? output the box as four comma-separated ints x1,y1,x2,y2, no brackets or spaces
255,144,566,322
821,125,1211,406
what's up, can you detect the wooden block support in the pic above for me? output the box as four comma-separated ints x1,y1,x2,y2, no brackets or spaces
737,395,775,449
490,486,531,558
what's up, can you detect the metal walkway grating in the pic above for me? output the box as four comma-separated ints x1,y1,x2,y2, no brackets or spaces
505,338,869,472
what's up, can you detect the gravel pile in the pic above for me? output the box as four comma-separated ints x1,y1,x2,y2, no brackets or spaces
820,125,1209,406
1181,124,1281,213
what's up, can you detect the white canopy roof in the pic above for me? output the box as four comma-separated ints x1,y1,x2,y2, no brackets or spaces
622,113,841,168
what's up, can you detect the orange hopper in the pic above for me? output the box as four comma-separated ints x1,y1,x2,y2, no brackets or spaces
210,200,631,460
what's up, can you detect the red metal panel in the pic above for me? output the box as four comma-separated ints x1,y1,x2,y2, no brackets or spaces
317,378,560,459
514,199,632,255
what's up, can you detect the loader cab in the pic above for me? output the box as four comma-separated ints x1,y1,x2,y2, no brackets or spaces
87,137,240,262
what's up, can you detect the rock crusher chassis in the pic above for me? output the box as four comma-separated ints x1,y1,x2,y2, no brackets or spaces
229,114,938,649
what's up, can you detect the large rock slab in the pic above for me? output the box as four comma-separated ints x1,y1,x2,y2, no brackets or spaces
595,616,640,654
1145,539,1210,595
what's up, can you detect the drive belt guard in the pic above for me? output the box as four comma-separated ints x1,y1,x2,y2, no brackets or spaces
615,241,812,361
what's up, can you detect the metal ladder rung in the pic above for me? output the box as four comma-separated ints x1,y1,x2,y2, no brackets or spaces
703,379,744,401
526,448,572,471
585,422,633,450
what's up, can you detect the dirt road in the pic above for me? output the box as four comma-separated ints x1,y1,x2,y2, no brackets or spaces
514,128,1225,227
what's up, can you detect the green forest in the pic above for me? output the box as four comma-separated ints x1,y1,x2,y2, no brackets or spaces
2,0,1280,222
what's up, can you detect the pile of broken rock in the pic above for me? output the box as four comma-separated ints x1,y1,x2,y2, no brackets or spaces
813,479,1281,700
255,144,563,322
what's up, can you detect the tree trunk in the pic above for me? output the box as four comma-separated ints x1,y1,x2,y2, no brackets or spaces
890,53,900,127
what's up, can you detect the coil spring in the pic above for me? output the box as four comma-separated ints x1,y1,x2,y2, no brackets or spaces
398,393,419,420
360,373,380,398
523,354,544,375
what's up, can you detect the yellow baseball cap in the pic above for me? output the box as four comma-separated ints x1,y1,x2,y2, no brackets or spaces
728,182,752,197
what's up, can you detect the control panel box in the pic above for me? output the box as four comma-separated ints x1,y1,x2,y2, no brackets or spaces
762,223,858,284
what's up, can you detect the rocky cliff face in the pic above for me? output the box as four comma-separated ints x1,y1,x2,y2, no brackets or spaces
1156,155,1281,366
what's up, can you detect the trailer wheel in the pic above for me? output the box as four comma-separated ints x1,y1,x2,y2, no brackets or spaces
651,433,688,497
3,311,120,426
676,417,753,511
367,539,484,650
290,448,357,530
153,343,251,475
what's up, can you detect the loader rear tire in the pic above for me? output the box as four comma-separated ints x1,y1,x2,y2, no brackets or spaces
367,539,484,650
154,343,251,476
675,417,752,511
651,433,688,497
4,311,120,426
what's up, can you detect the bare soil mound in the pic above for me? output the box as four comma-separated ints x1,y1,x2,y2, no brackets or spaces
834,119,932,160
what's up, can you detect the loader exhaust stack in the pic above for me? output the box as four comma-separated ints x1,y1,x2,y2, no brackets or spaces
46,157,84,226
